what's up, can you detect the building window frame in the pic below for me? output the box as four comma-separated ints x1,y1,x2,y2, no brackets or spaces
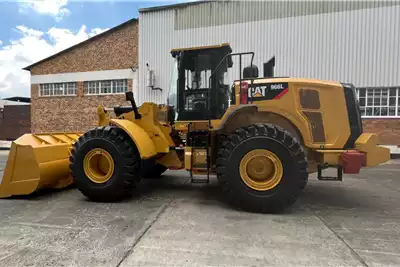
39,82,77,97
356,87,400,118
84,79,129,95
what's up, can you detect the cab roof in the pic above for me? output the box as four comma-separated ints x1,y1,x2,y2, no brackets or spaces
170,43,231,57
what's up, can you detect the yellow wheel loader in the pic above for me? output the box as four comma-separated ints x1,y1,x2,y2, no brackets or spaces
0,43,390,213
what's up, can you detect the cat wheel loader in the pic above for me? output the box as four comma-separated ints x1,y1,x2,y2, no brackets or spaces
0,43,390,213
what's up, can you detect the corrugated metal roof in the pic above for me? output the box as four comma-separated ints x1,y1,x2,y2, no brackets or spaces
3,97,30,103
0,100,30,108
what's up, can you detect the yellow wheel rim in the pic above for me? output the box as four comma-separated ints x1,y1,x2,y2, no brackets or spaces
239,149,283,191
83,148,115,184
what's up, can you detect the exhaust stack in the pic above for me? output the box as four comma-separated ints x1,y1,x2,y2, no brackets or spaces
264,56,275,78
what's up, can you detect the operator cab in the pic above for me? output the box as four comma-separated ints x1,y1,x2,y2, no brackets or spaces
168,44,233,121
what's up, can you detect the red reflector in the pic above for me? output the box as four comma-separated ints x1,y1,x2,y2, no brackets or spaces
340,151,365,174
240,82,248,104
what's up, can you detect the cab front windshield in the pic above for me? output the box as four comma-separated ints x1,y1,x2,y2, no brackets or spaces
168,59,178,114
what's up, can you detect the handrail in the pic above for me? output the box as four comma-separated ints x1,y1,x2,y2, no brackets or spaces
207,52,255,126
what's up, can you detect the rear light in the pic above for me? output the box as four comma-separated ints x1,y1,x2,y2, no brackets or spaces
240,82,248,104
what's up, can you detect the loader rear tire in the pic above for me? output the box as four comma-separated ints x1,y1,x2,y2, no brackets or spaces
70,126,141,202
216,124,308,213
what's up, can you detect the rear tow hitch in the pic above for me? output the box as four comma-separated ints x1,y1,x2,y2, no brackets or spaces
317,164,343,181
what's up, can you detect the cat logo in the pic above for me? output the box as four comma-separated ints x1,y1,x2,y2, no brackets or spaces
248,86,266,98
247,82,289,101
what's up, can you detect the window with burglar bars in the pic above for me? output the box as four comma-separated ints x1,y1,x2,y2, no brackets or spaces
39,82,77,96
84,79,129,95
356,87,400,117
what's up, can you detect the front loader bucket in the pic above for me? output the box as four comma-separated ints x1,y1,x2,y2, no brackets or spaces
0,133,81,198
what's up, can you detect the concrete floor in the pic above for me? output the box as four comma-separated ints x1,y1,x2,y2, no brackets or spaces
0,150,400,266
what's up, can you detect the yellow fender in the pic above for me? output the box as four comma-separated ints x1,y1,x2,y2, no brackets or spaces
111,119,157,159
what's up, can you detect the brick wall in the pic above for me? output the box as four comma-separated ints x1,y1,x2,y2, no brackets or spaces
0,105,31,140
362,118,400,146
31,82,132,133
30,20,138,133
29,21,138,75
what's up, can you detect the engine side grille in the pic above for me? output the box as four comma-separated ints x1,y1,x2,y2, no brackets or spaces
302,111,326,143
300,89,320,110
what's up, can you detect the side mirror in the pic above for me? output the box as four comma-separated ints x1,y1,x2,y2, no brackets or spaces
243,64,259,79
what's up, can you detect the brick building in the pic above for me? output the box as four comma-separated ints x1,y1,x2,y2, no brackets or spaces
24,18,138,133
0,100,31,140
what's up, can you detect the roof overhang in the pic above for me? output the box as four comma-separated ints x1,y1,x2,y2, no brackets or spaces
139,0,214,13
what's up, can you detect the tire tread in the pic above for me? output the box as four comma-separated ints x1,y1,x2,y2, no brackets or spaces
216,123,308,213
70,126,141,202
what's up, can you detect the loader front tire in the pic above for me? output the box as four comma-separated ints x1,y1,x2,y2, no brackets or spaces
70,126,141,202
216,124,308,213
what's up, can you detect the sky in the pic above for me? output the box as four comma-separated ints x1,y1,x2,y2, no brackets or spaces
0,0,186,98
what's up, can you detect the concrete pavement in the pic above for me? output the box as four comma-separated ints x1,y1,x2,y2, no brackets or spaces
0,151,399,266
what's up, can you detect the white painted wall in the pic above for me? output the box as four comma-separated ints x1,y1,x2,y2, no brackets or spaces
139,3,400,105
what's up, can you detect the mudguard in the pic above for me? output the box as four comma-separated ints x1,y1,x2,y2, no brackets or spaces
111,119,157,159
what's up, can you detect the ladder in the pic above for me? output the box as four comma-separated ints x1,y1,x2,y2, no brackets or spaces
188,123,210,183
